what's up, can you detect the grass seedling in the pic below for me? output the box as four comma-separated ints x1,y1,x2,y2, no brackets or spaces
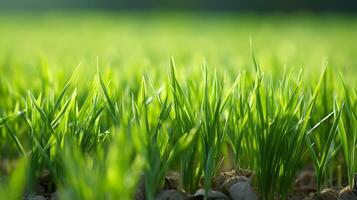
135,77,196,200
225,74,249,169
338,77,357,188
306,100,344,192
170,58,202,193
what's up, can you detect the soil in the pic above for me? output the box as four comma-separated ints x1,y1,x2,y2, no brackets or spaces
339,186,357,200
6,167,356,200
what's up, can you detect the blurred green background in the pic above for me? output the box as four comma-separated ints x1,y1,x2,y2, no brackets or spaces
1,13,357,73
1,1,357,89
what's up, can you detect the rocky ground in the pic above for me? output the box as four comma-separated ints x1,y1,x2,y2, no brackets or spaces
136,169,357,200
20,167,357,200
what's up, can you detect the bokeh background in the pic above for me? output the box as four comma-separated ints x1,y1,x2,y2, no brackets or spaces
1,0,357,88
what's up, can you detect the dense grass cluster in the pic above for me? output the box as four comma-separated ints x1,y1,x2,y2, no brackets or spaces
1,13,357,200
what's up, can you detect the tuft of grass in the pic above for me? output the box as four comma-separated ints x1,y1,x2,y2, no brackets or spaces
248,60,327,199
170,58,203,193
306,101,343,192
338,76,357,188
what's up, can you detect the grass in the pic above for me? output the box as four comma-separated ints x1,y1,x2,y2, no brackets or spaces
306,100,343,192
1,12,357,199
246,59,324,199
338,77,357,188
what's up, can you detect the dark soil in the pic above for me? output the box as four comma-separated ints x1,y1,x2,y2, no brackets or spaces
10,167,357,200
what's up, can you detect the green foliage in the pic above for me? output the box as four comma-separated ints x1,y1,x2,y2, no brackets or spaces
0,13,357,200
338,77,357,188
0,159,28,200
58,125,144,200
245,59,322,199
306,102,343,192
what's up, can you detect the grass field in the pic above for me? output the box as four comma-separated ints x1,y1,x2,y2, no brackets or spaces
1,12,357,200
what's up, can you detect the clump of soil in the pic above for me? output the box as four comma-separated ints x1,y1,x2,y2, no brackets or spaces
294,169,316,194
213,169,257,200
164,171,180,190
307,188,339,200
338,186,357,200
